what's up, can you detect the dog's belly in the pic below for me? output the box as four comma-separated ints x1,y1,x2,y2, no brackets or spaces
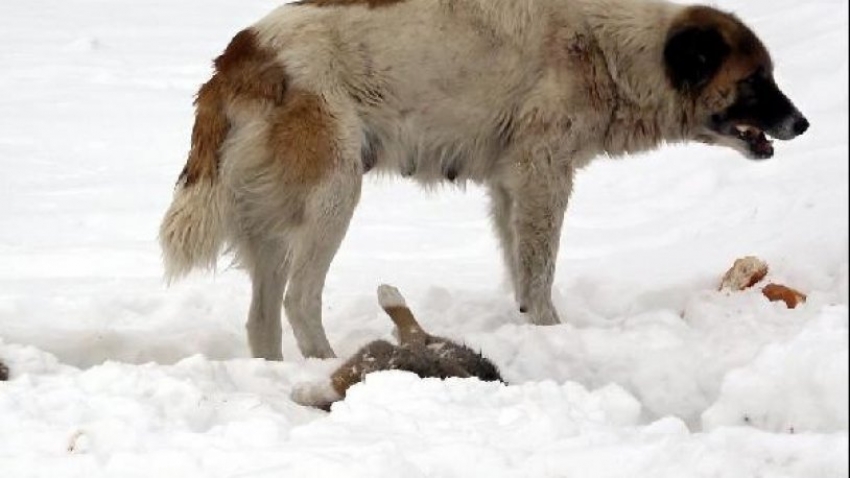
360,113,508,185
365,134,500,185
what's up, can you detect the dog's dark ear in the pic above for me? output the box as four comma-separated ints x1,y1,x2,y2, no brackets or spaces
664,26,730,92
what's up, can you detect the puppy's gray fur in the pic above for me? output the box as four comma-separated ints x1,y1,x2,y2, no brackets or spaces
291,285,502,410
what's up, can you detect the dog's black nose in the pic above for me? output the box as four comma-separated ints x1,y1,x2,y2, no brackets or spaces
793,117,810,136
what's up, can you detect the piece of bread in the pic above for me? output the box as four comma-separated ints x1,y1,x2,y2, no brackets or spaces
762,283,807,309
719,256,769,291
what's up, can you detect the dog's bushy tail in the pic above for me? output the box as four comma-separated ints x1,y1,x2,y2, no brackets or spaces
378,284,428,345
159,72,234,281
159,180,230,281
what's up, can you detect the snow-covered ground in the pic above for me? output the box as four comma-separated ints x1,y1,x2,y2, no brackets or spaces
0,0,847,476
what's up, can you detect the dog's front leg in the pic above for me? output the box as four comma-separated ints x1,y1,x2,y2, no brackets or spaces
509,160,573,326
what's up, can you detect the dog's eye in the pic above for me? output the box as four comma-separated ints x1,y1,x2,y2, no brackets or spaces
740,73,758,86
737,72,763,96
740,66,767,86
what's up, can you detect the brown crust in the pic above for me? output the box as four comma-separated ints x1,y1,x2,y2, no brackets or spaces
762,283,807,309
267,89,337,185
178,29,288,187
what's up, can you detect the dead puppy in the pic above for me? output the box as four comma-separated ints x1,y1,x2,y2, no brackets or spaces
292,285,502,410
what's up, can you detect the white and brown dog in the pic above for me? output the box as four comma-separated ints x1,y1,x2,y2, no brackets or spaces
160,0,808,360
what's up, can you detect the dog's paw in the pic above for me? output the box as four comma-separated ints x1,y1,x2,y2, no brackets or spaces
377,284,407,308
291,380,341,409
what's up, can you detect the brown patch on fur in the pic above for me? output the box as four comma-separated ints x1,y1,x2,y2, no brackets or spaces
213,30,288,104
762,283,807,309
0,360,8,381
672,7,773,107
267,90,337,185
178,29,288,187
295,0,404,8
178,77,228,186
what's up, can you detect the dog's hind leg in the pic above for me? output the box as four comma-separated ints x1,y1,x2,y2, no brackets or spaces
240,237,290,361
284,169,362,359
225,88,362,359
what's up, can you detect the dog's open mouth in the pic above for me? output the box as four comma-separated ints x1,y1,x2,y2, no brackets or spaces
733,124,774,159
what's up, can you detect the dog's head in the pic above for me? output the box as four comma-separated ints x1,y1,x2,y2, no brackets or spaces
664,6,808,159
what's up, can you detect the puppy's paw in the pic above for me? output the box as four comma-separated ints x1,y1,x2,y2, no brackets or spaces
291,380,342,410
377,284,407,308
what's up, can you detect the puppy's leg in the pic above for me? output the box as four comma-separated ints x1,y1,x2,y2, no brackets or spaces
291,340,398,409
284,171,362,359
511,164,573,325
488,184,521,305
377,284,428,346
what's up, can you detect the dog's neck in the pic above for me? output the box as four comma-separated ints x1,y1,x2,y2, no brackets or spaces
571,0,697,154
577,0,682,106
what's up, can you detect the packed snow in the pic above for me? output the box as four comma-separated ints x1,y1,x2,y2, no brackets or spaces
0,0,847,476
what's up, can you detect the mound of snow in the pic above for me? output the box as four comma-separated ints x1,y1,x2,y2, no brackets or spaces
703,306,849,433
